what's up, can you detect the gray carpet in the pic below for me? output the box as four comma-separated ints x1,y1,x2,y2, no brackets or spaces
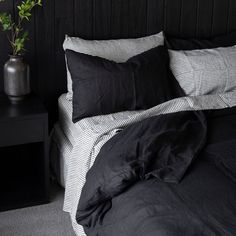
0,184,76,236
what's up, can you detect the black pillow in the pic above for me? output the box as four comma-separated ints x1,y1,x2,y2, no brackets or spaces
66,46,184,122
165,31,236,50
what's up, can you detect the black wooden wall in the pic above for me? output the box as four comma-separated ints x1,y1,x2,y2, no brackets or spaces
1,0,236,125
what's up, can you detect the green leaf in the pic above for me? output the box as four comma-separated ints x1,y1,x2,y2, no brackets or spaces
0,13,12,31
18,0,41,20
13,31,29,55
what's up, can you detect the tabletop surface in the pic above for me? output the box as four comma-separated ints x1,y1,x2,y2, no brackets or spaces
0,93,47,122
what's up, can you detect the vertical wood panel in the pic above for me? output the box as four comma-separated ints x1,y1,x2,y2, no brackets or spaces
24,16,36,91
74,0,93,39
127,0,147,38
147,0,164,35
165,0,182,36
94,0,112,39
180,0,198,37
54,0,74,102
228,0,236,32
111,0,129,38
197,0,213,38
212,0,230,36
0,0,14,92
55,0,74,51
36,0,55,97
35,0,55,126
111,0,147,39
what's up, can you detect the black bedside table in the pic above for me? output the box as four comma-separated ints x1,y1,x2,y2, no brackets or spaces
0,94,50,211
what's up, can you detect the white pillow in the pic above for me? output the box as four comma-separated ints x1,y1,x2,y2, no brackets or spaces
169,45,236,96
63,32,164,100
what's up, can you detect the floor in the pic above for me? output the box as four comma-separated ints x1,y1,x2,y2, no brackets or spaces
0,184,76,236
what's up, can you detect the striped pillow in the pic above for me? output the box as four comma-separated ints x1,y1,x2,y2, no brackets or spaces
169,45,236,96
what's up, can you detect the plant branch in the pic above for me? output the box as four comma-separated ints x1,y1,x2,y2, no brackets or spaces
0,0,42,55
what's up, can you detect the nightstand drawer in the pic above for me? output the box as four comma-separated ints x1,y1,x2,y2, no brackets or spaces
0,118,46,147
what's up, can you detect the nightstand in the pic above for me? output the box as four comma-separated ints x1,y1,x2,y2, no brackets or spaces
0,93,50,211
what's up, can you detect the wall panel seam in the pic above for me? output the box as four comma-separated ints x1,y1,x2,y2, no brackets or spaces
179,0,183,34
196,0,200,37
211,0,215,36
227,0,231,33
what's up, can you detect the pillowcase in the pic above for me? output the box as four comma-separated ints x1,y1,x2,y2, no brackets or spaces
66,46,184,122
165,31,236,50
169,45,236,96
63,32,164,100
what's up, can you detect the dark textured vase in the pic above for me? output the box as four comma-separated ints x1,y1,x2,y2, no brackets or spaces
4,55,30,104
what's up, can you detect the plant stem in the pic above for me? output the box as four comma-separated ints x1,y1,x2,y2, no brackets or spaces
12,17,23,55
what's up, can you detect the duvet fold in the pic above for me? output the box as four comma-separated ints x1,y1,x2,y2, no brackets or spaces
76,110,207,229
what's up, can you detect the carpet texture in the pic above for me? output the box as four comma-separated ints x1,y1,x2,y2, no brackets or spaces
0,184,76,236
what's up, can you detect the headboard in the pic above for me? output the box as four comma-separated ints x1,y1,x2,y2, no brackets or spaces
53,0,236,125
55,0,236,84
1,0,236,126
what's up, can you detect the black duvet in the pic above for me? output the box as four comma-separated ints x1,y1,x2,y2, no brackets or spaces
77,108,236,236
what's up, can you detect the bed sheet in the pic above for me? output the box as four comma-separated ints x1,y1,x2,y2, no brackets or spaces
51,124,72,187
58,94,80,145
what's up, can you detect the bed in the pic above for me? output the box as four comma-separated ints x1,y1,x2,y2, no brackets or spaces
51,92,236,236
50,1,236,236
